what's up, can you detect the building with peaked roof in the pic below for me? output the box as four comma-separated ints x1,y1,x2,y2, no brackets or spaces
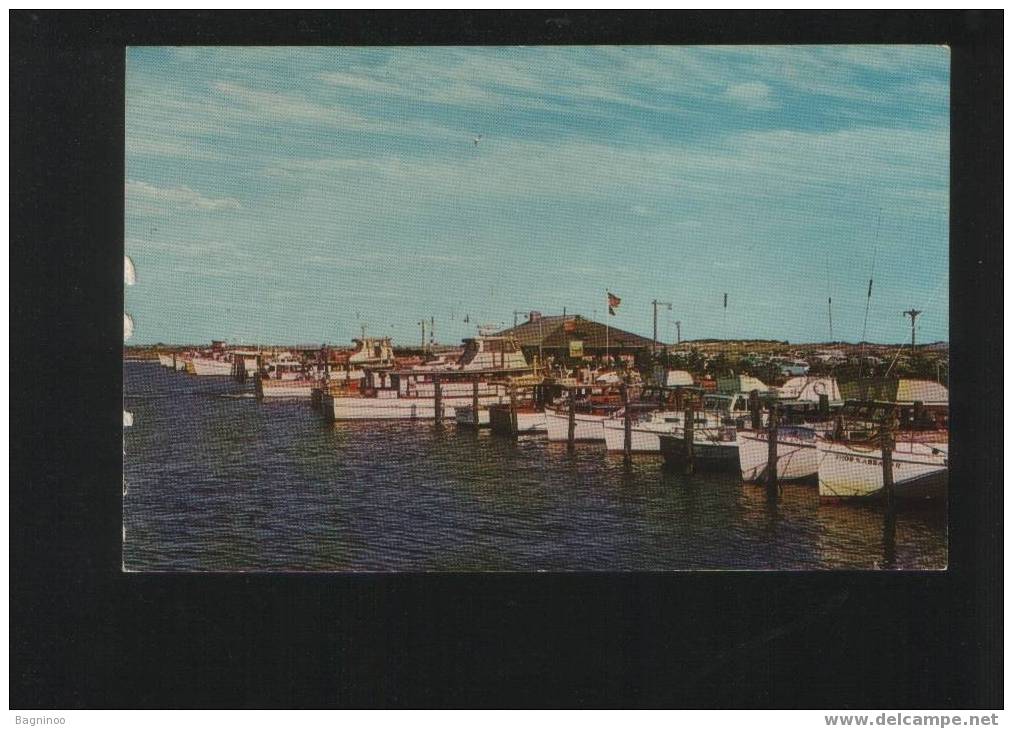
494,313,658,361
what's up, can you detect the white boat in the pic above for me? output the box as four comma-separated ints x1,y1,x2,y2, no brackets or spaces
324,387,508,420
738,426,822,482
658,427,741,471
490,407,547,434
817,435,948,501
775,376,841,403
157,354,174,368
321,335,532,421
256,355,314,398
189,357,233,376
230,350,262,380
601,392,758,453
454,405,490,428
545,407,621,441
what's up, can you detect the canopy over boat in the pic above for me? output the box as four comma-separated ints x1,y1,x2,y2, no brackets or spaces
839,378,948,406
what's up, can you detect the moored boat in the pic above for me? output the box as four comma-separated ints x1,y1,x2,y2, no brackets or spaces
454,405,490,428
658,427,741,471
321,335,534,421
738,426,821,482
488,403,548,434
543,383,623,442
256,354,314,398
815,393,949,502
817,434,948,501
601,390,759,453
189,356,233,376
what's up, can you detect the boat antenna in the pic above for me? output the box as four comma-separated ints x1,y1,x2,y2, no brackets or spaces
825,249,834,342
859,208,882,377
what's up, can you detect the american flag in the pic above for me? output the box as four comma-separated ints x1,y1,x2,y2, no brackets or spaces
607,292,621,316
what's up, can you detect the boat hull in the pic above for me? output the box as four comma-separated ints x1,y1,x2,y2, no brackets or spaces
454,405,490,428
189,358,233,376
658,432,740,471
544,410,608,442
602,420,665,452
488,406,547,435
157,354,174,368
818,438,948,501
257,379,315,399
738,428,819,482
323,393,506,421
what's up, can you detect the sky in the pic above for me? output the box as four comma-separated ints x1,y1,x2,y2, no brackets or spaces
125,45,949,347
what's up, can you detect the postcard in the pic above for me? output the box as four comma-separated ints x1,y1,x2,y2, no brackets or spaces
123,46,949,572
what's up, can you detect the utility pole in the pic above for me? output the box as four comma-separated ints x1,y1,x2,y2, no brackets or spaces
903,309,922,349
651,300,672,354
512,309,538,328
675,320,682,345
419,319,426,352
430,316,435,352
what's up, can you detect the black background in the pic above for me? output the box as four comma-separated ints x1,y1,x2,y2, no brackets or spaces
10,11,1002,708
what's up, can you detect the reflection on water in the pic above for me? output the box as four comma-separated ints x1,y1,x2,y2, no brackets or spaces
123,362,947,572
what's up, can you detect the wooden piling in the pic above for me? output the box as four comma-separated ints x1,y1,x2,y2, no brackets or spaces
683,405,695,475
622,382,632,466
881,419,895,510
567,393,576,451
766,404,779,492
509,381,518,436
818,392,830,417
833,414,845,440
749,389,761,430
434,376,443,425
472,377,480,427
913,399,924,427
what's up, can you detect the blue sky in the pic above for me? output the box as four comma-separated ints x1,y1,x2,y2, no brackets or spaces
125,46,949,346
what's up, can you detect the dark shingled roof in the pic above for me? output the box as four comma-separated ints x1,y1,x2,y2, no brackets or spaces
494,315,657,350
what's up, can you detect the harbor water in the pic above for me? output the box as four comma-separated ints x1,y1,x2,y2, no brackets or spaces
123,362,947,571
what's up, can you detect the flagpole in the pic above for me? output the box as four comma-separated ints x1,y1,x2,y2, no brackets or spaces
605,291,609,365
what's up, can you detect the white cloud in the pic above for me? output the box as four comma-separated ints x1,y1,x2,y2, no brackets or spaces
723,81,777,110
126,179,241,212
211,81,369,128
126,136,219,161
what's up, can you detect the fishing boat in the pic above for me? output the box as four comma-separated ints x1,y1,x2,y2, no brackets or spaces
157,353,175,369
187,341,233,376
321,335,533,421
309,338,398,409
817,434,948,501
188,356,233,376
544,384,623,442
475,374,552,433
601,390,759,453
738,425,822,482
230,350,263,381
487,403,548,434
658,426,741,471
454,405,490,428
256,354,314,398
817,394,948,501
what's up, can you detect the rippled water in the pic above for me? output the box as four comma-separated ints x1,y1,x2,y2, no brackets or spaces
123,362,947,572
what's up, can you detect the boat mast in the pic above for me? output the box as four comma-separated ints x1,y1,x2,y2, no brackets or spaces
825,250,834,342
859,209,882,378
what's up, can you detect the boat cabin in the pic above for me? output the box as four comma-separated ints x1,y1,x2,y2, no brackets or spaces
458,336,529,372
